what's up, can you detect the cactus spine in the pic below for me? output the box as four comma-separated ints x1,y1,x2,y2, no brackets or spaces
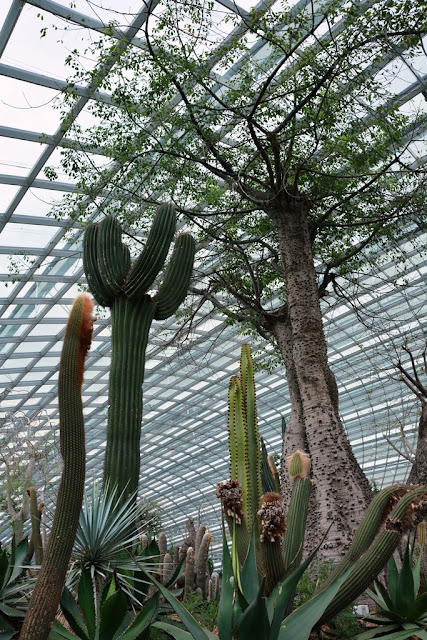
20,294,94,640
83,203,195,500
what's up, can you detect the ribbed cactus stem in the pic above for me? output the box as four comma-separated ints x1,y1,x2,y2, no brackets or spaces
162,552,173,585
318,484,410,592
20,294,93,640
158,531,168,569
103,296,156,498
27,487,43,566
195,531,212,597
319,485,427,623
184,547,195,601
194,525,206,558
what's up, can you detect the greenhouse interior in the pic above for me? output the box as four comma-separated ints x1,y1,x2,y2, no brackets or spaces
0,0,426,638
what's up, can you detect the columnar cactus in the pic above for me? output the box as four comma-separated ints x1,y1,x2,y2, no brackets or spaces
20,294,94,640
26,486,44,566
217,344,427,614
83,203,195,499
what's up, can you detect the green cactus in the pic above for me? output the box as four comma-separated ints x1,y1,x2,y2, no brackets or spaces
83,203,195,500
20,294,94,640
217,344,427,617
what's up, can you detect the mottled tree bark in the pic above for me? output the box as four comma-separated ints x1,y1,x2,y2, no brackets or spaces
408,404,427,484
265,195,372,558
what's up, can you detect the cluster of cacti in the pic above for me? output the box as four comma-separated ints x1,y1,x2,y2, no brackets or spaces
83,203,195,501
20,294,94,640
152,518,218,602
217,344,427,620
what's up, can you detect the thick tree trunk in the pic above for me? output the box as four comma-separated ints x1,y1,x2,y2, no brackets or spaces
408,403,427,485
270,196,372,558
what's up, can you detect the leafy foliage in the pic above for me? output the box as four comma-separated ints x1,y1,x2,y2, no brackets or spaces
29,0,426,367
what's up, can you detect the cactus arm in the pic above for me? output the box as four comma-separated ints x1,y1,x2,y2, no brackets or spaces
153,234,195,321
228,377,248,495
124,203,176,298
83,224,113,307
318,484,411,593
20,295,93,640
103,296,156,496
319,485,427,623
98,216,130,295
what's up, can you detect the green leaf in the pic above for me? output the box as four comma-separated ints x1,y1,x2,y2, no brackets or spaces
354,624,401,640
99,588,127,640
218,522,234,640
118,594,158,640
269,543,323,640
48,619,82,640
240,520,259,604
374,580,395,613
387,555,399,604
234,578,270,639
9,538,28,584
278,569,351,640
60,585,89,640
406,591,427,621
78,570,96,640
151,622,193,640
131,563,210,640
396,542,415,614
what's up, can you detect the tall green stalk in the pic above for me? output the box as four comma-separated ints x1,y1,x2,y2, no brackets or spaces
20,294,94,640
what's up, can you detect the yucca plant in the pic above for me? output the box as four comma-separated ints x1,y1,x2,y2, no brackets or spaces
356,534,427,640
68,482,158,604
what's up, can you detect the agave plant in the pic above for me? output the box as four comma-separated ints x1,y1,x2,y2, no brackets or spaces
356,535,427,640
68,482,158,603
0,537,35,639
49,569,158,640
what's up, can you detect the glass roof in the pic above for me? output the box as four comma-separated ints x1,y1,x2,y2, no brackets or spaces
0,0,426,561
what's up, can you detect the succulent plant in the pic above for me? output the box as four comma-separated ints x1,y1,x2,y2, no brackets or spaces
217,344,427,625
83,203,195,501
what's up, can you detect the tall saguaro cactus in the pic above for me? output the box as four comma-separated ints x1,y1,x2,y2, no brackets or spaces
20,294,94,640
83,203,195,499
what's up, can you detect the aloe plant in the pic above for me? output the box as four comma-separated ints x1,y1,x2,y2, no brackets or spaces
83,203,195,500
